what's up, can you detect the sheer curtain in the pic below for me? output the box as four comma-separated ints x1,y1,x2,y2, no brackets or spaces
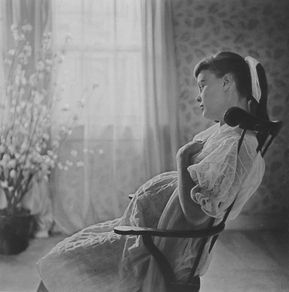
50,0,179,234
141,0,179,175
0,4,4,112
0,0,53,237
51,0,148,233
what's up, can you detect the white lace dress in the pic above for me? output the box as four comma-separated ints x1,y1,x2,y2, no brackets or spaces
37,123,265,292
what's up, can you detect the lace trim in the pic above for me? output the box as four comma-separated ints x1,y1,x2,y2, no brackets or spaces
188,134,258,218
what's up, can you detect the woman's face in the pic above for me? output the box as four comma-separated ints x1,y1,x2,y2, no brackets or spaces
196,70,228,122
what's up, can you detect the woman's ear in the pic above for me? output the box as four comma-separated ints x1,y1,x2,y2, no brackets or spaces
223,73,234,91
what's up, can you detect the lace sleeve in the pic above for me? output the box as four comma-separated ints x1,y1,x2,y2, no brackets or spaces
187,137,240,218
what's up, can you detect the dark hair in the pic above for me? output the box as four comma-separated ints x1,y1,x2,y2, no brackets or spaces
194,52,252,98
194,51,269,147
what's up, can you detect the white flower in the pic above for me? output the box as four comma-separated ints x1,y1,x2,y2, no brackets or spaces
8,186,14,192
3,154,10,162
34,92,44,104
76,161,84,167
36,61,45,71
29,74,37,86
38,72,44,80
42,133,50,140
61,104,70,111
24,44,32,57
0,180,8,189
0,145,5,153
52,141,60,148
66,160,73,167
57,162,64,169
10,169,16,178
8,49,15,56
8,144,16,154
64,33,72,42
21,75,27,85
21,24,32,32
4,59,12,65
8,159,16,168
70,150,78,157
78,98,85,107
10,24,17,31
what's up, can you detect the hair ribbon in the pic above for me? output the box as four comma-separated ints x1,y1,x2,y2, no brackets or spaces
245,56,261,103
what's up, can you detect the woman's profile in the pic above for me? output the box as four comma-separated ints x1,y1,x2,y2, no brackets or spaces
37,51,268,292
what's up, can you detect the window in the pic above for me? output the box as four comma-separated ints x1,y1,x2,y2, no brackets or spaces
50,0,147,228
52,0,144,140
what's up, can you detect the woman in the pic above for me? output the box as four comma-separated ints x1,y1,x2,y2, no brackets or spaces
37,52,267,292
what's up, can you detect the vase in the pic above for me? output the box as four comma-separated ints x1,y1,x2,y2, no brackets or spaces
0,209,37,255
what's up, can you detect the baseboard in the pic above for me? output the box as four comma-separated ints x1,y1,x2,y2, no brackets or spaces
226,213,288,230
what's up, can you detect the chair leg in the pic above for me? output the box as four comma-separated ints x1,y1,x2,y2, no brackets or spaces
36,281,49,292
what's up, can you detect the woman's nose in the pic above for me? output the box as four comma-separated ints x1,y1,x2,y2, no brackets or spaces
196,95,202,103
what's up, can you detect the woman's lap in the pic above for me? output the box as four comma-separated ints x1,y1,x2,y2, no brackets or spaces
37,171,178,291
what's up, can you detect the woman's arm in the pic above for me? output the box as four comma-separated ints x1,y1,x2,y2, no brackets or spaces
176,142,210,227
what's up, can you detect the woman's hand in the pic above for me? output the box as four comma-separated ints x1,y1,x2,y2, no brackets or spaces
176,140,204,165
176,140,209,227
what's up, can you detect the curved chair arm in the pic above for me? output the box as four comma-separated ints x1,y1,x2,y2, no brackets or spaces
114,222,225,238
128,194,134,200
114,223,224,292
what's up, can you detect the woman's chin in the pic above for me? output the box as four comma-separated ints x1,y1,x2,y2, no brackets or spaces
202,112,216,122
202,110,209,119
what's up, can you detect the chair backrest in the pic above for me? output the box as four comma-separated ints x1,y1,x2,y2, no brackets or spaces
224,106,283,157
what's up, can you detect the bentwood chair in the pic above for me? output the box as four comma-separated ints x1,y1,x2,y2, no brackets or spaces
114,107,283,292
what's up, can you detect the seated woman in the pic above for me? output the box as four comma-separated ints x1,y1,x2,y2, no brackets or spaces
37,52,268,292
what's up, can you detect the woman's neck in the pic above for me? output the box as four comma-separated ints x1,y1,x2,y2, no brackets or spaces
220,95,249,126
237,95,249,111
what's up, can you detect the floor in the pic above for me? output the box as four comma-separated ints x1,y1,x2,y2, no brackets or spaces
0,230,288,292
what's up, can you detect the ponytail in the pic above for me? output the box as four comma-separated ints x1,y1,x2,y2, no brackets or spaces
245,57,270,150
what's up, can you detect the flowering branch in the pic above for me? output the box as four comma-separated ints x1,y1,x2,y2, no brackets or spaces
0,24,81,215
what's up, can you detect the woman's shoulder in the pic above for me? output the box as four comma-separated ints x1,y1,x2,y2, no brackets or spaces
242,131,260,157
223,126,260,159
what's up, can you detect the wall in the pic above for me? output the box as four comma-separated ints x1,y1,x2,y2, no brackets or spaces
172,0,289,229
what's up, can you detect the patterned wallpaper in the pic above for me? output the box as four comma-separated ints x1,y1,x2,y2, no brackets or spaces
171,0,289,222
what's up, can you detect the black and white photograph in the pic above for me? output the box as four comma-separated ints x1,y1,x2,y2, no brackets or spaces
0,0,288,291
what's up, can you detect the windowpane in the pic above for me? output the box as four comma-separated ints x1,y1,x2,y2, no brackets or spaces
52,51,84,124
53,0,83,48
82,52,115,123
82,0,115,49
115,0,142,48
